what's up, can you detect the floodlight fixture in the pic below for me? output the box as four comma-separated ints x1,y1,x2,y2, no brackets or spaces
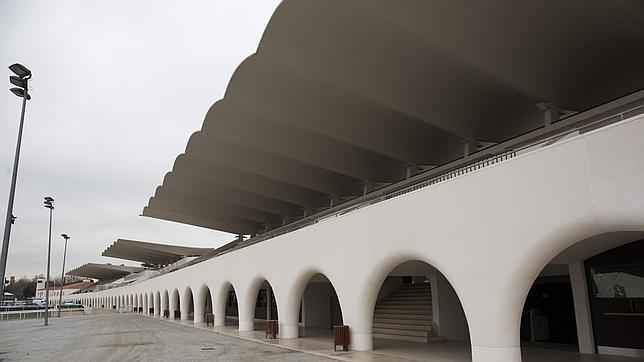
10,87,31,100
44,196,54,210
10,76,27,89
9,63,31,79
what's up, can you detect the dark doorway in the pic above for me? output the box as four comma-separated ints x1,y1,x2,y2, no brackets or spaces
521,276,578,344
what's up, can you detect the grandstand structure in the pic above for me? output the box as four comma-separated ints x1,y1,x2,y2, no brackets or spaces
65,1,644,361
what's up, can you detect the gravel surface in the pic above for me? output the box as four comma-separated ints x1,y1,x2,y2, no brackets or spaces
0,312,329,361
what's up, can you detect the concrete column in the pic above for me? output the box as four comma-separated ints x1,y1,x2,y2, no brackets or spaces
194,289,205,324
154,294,161,317
569,262,595,354
277,287,300,339
169,292,177,316
161,293,168,313
471,347,521,362
463,275,523,362
214,285,229,327
238,289,255,331
342,294,373,351
463,138,477,156
180,290,191,321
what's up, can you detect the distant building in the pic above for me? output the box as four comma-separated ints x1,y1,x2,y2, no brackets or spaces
35,279,94,304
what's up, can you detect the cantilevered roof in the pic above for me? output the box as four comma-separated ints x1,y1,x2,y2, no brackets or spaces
102,239,213,266
66,263,145,281
143,0,644,235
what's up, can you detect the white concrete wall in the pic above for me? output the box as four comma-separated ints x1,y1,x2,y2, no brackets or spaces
67,114,644,362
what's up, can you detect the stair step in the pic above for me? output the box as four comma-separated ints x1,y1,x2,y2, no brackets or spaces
376,304,431,310
373,322,433,331
374,313,432,321
385,297,432,303
389,293,430,298
373,317,432,326
373,333,429,343
393,289,430,293
371,283,443,344
375,308,431,315
373,327,429,337
398,284,430,288
380,298,431,303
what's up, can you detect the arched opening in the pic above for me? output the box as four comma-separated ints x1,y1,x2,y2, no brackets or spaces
371,260,470,358
181,287,195,322
162,290,169,317
170,289,180,319
215,283,239,328
148,292,154,315
297,273,343,342
520,232,644,359
155,291,161,317
250,279,279,332
196,285,213,325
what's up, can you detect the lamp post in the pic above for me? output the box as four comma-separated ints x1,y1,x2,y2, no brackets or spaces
43,197,54,326
58,234,69,317
0,64,32,302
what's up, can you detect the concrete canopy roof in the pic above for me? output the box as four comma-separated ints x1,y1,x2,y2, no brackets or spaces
102,239,213,266
144,0,644,236
66,263,145,281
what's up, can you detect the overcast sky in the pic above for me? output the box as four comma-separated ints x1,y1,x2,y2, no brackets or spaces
0,1,281,278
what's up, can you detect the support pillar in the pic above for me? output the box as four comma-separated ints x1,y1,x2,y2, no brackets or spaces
277,288,299,339
463,138,477,156
169,293,178,317
238,291,255,331
471,347,521,362
214,287,228,327
180,292,190,321
154,295,160,317
194,292,205,324
569,261,595,354
537,102,560,126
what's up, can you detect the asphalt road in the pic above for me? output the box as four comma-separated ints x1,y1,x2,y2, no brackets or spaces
0,312,329,361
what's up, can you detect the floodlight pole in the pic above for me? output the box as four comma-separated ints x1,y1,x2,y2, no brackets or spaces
43,198,54,326
58,235,69,317
0,77,29,303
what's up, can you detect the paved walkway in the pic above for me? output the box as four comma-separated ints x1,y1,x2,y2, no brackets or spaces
0,312,328,361
2,312,642,362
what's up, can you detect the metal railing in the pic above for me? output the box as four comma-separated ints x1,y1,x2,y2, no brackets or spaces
0,306,86,321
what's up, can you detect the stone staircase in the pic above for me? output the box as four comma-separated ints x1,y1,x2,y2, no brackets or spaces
372,283,442,343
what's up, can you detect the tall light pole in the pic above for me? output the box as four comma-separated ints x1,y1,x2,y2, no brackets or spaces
0,63,32,302
58,234,69,317
43,197,54,326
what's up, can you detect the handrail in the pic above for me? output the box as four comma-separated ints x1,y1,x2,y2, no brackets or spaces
159,90,644,276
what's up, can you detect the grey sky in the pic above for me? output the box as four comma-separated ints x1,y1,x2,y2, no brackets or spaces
0,1,281,278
